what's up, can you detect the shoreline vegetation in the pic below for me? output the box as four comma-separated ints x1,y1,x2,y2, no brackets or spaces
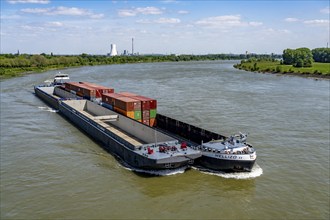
0,53,280,80
1,48,329,80
234,48,330,79
233,59,330,79
0,53,248,80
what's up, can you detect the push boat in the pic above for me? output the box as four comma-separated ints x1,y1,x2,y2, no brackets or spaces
155,115,257,172
34,74,257,172
197,134,256,172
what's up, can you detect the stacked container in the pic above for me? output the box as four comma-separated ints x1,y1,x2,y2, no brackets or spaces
114,97,141,120
64,82,114,100
101,93,123,110
64,82,97,99
132,96,157,127
79,82,114,98
102,93,142,121
67,82,158,127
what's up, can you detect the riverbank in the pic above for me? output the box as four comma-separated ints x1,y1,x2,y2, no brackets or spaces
0,54,253,80
234,60,330,79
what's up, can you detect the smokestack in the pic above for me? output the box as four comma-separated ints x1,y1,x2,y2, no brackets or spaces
110,44,118,56
132,38,134,55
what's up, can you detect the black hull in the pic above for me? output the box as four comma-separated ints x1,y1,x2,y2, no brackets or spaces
59,102,195,170
196,156,256,172
34,86,59,110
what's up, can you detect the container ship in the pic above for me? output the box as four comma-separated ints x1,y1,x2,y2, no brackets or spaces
34,74,256,172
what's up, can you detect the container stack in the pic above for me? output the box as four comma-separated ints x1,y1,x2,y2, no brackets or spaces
78,82,114,98
101,92,157,127
132,96,157,127
64,82,114,100
65,81,157,127
101,93,123,110
114,97,142,121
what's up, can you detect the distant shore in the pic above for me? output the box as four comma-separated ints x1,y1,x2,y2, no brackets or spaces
234,60,330,79
0,53,254,80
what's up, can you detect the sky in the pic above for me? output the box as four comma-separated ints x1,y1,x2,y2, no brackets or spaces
1,0,329,55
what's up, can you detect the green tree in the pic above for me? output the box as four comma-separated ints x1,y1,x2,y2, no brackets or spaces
283,48,313,67
283,49,295,65
312,48,330,63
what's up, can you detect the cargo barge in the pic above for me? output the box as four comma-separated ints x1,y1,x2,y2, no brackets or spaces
34,75,257,172
34,85,201,171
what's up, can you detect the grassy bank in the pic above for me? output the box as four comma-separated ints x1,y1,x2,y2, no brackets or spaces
234,60,330,79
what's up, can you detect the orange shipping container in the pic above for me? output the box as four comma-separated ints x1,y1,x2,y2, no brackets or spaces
114,107,135,119
149,118,156,127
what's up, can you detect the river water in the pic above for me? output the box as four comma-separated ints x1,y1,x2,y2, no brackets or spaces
1,60,329,219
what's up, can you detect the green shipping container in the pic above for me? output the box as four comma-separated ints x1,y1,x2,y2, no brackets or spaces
134,111,142,120
150,109,157,118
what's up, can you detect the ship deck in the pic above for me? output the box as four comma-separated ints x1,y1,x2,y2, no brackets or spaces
79,109,145,147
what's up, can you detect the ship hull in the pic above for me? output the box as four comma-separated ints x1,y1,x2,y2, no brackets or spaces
34,86,59,109
59,101,198,170
196,153,256,172
35,86,200,171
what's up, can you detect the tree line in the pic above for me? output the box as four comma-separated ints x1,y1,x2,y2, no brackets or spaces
0,53,280,69
282,47,329,68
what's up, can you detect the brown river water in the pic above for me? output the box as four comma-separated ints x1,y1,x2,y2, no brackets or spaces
1,60,329,219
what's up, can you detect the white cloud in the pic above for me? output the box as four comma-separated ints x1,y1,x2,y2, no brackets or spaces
178,10,189,14
155,17,180,24
248,21,263,26
7,0,49,4
320,7,330,14
136,17,180,24
21,8,49,13
285,17,299,22
304,19,329,26
118,7,163,17
196,15,241,26
20,6,104,19
46,21,63,27
195,15,262,28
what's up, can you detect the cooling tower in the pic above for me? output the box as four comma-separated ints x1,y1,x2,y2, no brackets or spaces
110,44,118,56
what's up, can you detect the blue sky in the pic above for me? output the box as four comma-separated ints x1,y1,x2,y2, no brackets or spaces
1,0,329,55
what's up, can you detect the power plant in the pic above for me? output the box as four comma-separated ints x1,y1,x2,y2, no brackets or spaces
108,38,137,56
109,44,118,56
